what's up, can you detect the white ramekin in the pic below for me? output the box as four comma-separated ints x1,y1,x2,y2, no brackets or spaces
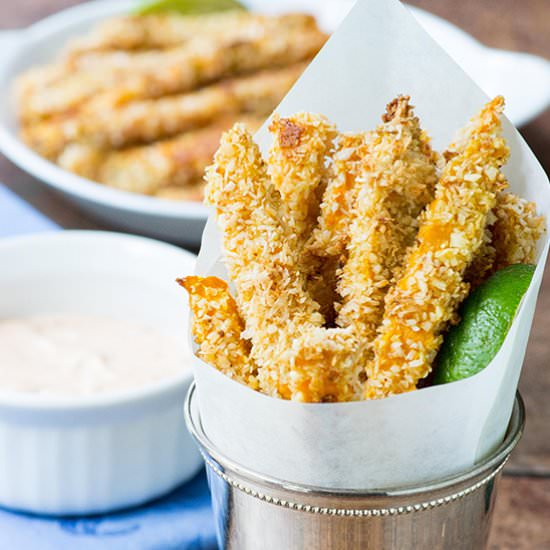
0,231,202,515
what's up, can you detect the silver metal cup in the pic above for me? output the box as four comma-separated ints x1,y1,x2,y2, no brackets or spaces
185,384,524,550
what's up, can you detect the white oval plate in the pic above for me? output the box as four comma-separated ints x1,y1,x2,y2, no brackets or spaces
0,0,548,245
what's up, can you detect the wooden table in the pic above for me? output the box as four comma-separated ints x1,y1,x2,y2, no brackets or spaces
1,1,549,547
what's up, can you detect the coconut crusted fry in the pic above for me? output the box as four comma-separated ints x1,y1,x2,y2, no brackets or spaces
155,183,204,202
307,133,370,258
24,64,303,160
268,113,337,246
205,123,327,401
492,192,545,270
465,193,545,285
302,133,370,323
97,116,263,195
179,276,258,389
267,113,338,322
20,22,325,122
80,63,306,149
288,327,359,402
464,221,497,287
365,96,509,400
336,96,438,344
64,12,319,57
58,116,264,196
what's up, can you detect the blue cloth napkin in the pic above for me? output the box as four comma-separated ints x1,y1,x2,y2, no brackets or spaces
0,184,217,549
0,184,58,237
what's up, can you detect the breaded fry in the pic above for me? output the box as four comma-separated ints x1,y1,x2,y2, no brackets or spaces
492,192,545,269
307,133,370,258
267,113,338,321
268,113,337,246
303,133,371,322
20,22,325,122
22,64,301,159
205,123,326,400
20,117,79,161
14,65,67,105
179,275,258,389
465,193,545,284
59,116,264,195
336,96,438,345
80,64,306,148
288,327,360,402
57,143,103,180
464,220,496,287
65,12,318,57
365,96,509,399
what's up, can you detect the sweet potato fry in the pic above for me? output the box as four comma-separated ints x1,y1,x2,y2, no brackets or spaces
492,192,545,270
64,12,319,57
80,64,306,148
20,21,325,122
307,133,370,258
336,96,438,345
365,96,509,399
179,275,258,389
58,115,263,195
205,123,327,400
268,113,337,246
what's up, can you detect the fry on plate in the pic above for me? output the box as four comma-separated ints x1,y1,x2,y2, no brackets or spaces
15,10,327,202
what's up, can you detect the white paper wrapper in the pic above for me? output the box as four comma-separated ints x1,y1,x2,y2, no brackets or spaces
191,0,550,490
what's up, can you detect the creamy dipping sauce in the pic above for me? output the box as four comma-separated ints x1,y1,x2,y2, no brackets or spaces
0,314,190,397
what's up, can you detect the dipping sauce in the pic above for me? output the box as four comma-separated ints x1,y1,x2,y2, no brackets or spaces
0,314,190,397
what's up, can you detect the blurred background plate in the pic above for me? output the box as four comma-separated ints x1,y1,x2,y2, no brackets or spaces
0,0,548,246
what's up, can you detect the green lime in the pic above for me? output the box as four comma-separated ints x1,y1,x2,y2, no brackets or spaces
135,0,246,16
434,264,535,384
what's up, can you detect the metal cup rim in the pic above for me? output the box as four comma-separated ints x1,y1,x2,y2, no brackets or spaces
184,382,524,498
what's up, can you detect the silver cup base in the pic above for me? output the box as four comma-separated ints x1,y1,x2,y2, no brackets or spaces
185,384,524,550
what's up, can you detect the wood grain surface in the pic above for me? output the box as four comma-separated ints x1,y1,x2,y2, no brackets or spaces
0,1,549,548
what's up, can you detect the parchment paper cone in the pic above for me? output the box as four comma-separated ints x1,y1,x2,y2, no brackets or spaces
189,0,550,490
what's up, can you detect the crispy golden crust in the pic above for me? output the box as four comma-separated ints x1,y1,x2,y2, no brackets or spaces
64,12,319,57
303,133,371,323
179,276,258,389
19,21,325,122
492,192,545,270
464,220,496,287
179,96,544,403
22,64,301,160
79,64,306,149
205,123,329,400
365,96,509,399
336,96,438,345
307,133,370,258
288,327,360,402
267,113,338,323
465,192,545,285
93,116,262,195
57,143,104,180
268,113,337,245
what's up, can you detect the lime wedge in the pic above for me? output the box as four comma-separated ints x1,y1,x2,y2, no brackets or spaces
135,0,246,16
434,264,535,384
